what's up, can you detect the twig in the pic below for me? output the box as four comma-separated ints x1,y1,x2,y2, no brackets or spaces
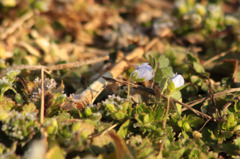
100,123,118,137
103,77,212,120
222,96,240,119
72,38,159,109
18,41,41,57
89,123,118,139
182,88,240,111
0,11,34,40
198,119,211,132
0,56,109,78
144,38,159,52
157,140,164,159
40,67,45,125
197,73,220,117
203,47,236,66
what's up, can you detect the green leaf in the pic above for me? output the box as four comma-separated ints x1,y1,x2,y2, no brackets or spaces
23,103,36,113
170,91,181,100
6,70,20,84
167,81,175,94
15,93,23,105
159,78,168,91
113,111,126,121
154,67,163,83
154,106,164,120
183,122,192,132
162,67,174,78
193,62,205,73
187,53,198,63
187,115,204,128
154,66,173,84
0,86,11,101
84,107,93,117
117,119,130,138
158,55,169,68
148,55,156,70
106,104,116,112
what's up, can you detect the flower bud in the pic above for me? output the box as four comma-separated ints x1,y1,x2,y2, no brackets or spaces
130,63,153,82
192,130,202,139
171,74,184,88
183,122,192,132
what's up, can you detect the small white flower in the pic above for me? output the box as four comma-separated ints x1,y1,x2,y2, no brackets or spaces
131,63,153,81
171,74,184,88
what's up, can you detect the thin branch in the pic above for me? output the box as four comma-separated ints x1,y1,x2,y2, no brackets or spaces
0,56,109,78
198,119,211,132
196,73,220,117
182,88,240,111
103,77,212,120
203,47,236,66
222,96,240,119
40,67,45,125
100,123,118,137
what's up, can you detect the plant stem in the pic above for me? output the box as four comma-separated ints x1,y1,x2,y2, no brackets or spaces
127,80,130,100
163,96,170,130
161,78,169,95
40,67,45,125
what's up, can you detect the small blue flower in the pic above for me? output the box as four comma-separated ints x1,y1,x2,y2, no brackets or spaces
171,74,184,88
130,63,153,82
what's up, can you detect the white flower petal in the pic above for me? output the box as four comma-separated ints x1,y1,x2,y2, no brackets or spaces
171,74,184,88
131,63,153,81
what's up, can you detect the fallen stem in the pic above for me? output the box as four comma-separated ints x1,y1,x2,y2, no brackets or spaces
198,119,211,132
103,77,212,120
127,80,130,100
222,96,240,119
0,56,109,78
40,67,45,125
203,47,236,66
183,88,240,111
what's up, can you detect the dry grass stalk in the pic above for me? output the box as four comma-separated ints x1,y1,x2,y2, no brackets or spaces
40,67,45,125
0,56,109,78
